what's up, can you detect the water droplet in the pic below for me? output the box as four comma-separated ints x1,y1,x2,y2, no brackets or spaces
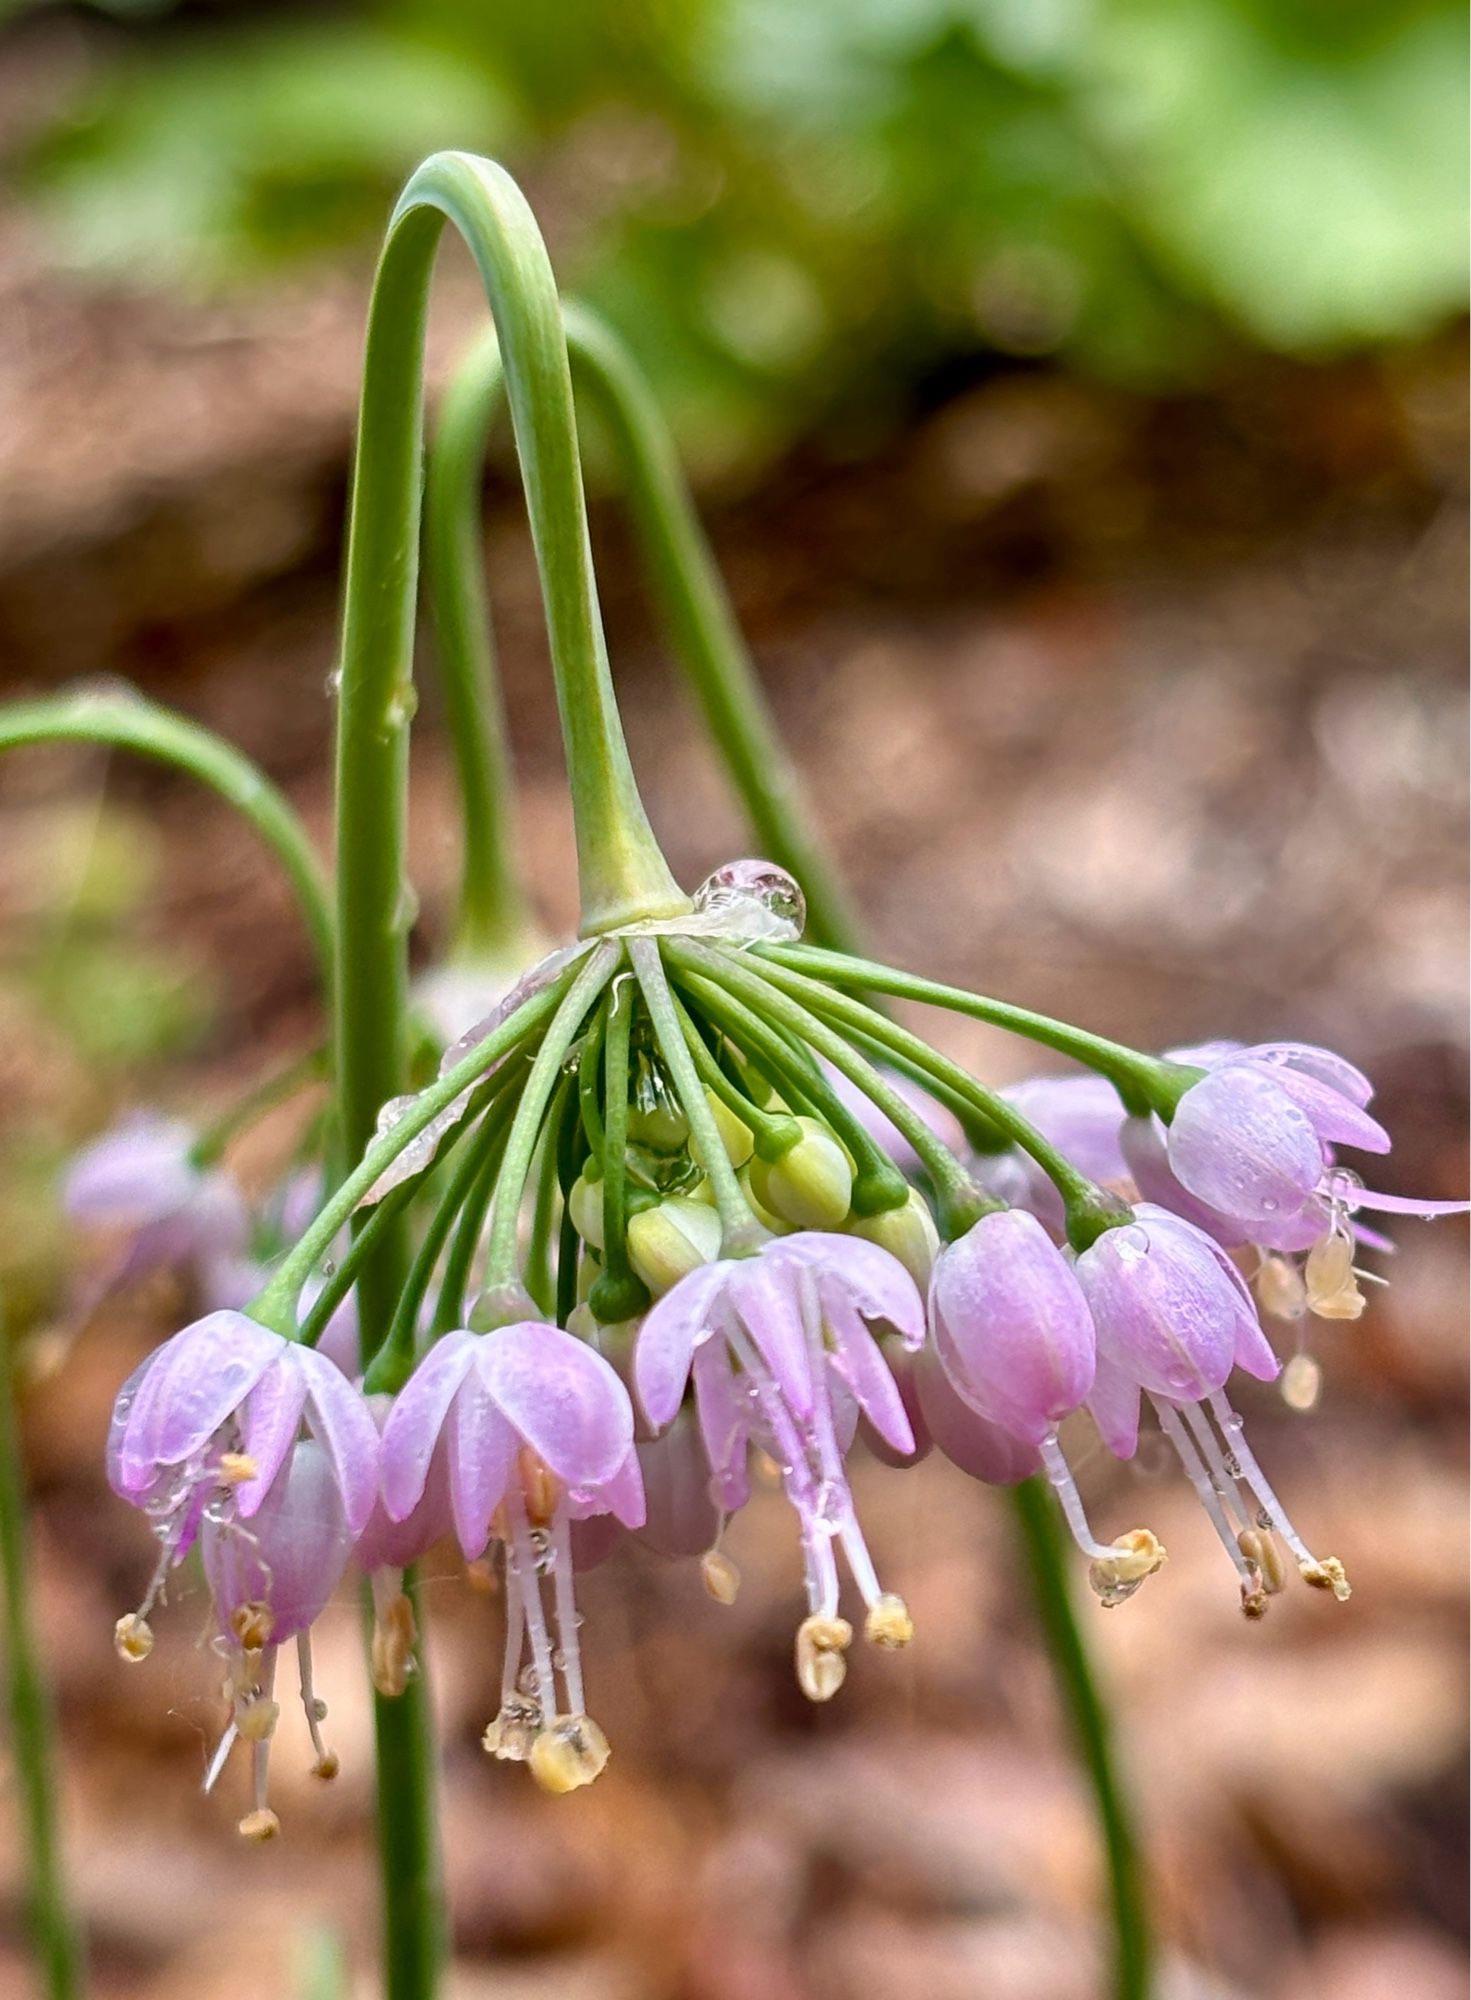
692,858,807,939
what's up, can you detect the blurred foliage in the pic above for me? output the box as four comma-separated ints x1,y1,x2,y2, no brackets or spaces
10,0,1470,469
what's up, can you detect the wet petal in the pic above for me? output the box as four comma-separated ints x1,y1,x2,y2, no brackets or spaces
769,1232,926,1347
293,1345,382,1535
446,1376,516,1559
727,1259,814,1420
478,1323,634,1493
691,1337,751,1512
821,1294,914,1455
117,1313,285,1495
634,1260,730,1428
1086,1352,1143,1459
1167,1064,1323,1226
379,1332,479,1521
234,1358,309,1517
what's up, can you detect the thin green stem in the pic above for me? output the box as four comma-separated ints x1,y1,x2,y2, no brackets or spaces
0,1330,86,2000
588,977,650,1323
669,991,796,1158
759,944,1193,1114
0,691,332,987
433,310,862,953
669,943,982,1230
523,1083,566,1318
424,339,536,962
433,1116,515,1337
627,939,764,1252
742,949,1122,1235
479,943,619,1306
1010,1480,1152,2000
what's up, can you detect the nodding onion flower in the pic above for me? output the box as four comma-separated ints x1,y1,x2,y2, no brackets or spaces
94,859,1465,1830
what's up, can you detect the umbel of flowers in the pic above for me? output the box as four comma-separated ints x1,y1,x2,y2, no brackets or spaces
95,855,1463,1829
65,145,1462,1942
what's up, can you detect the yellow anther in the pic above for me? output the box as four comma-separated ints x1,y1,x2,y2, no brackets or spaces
1281,1352,1322,1413
235,1698,279,1744
1305,1232,1365,1321
114,1612,154,1663
1300,1555,1352,1603
370,1590,418,1698
217,1452,258,1486
1254,1254,1307,1322
1237,1527,1288,1596
230,1602,275,1653
1087,1528,1167,1609
795,1615,852,1703
863,1592,915,1650
311,1752,340,1782
700,1548,741,1605
1240,1581,1269,1620
482,1697,542,1764
237,1808,281,1843
528,1714,611,1793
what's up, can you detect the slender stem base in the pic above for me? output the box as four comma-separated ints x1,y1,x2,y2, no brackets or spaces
368,1576,446,2000
0,1338,86,2000
1009,1479,1152,2000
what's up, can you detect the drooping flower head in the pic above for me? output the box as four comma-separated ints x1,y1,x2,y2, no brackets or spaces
636,1232,923,1700
380,1321,642,1791
1075,1204,1348,1617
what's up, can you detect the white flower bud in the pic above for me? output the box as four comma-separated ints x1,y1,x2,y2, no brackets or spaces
568,1171,605,1251
691,1091,755,1172
750,1117,853,1230
627,1196,722,1295
852,1188,940,1287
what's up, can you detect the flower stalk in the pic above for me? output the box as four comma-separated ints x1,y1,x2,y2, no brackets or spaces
1,1325,86,2000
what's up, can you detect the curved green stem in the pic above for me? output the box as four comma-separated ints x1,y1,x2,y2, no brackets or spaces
1010,1479,1152,2000
431,307,861,953
0,1328,85,2000
627,939,764,1252
424,343,537,963
742,948,1124,1237
478,942,618,1307
0,690,332,987
669,942,981,1232
759,943,1192,1114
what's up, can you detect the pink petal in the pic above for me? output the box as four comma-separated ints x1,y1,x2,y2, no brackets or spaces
692,1337,751,1512
1167,1065,1323,1226
293,1344,382,1535
117,1313,285,1495
821,1295,914,1455
478,1323,634,1493
769,1232,926,1347
234,1358,309,1517
380,1332,479,1521
726,1258,814,1420
1086,1352,1142,1459
634,1260,729,1427
446,1380,516,1559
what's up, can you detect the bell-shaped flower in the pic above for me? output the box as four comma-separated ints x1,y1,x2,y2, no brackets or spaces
1075,1204,1348,1617
107,1309,379,1664
911,1344,1040,1486
198,1439,354,1838
380,1322,643,1791
635,1232,923,1699
930,1208,1164,1604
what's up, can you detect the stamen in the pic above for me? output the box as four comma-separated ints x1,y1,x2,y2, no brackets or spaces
547,1509,585,1718
203,1720,238,1796
369,1569,417,1698
529,1712,611,1793
1304,1228,1365,1321
238,1648,280,1841
217,1451,259,1486
1204,1393,1351,1601
113,1611,154,1662
700,1524,741,1605
795,1614,851,1701
1152,1399,1266,1617
231,1601,275,1654
506,1490,558,1719
1037,1435,1165,1606
863,1592,914,1650
296,1633,338,1780
1281,1350,1322,1412
1254,1254,1307,1322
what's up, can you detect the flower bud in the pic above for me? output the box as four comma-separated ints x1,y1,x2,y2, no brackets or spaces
691,1091,755,1172
627,1196,722,1295
568,1171,605,1251
737,1166,791,1235
750,1117,853,1230
627,1098,689,1152
852,1188,940,1288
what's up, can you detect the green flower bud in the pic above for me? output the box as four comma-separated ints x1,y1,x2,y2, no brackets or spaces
691,1090,755,1172
568,1170,605,1251
627,1196,722,1295
852,1187,940,1288
749,1116,853,1231
737,1165,791,1235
